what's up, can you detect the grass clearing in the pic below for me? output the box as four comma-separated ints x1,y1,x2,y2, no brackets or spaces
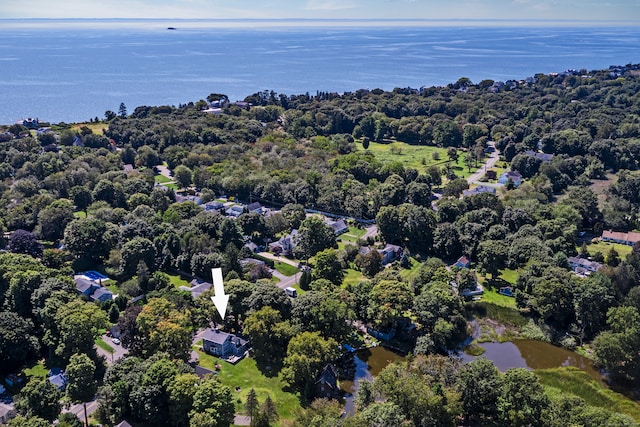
360,141,448,174
584,240,633,258
71,122,105,135
399,257,422,283
274,261,298,277
498,268,519,285
23,360,48,379
342,268,365,287
536,367,640,422
476,283,517,309
73,211,87,218
339,226,367,244
168,273,192,289
196,351,302,423
154,174,172,184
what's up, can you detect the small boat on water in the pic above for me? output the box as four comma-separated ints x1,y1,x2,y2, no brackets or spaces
167,27,177,30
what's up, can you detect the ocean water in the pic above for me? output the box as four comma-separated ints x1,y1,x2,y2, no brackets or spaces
0,20,639,125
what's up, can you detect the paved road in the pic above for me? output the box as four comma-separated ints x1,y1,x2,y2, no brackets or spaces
467,143,500,185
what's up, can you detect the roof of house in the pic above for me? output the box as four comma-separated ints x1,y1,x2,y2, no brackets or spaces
0,403,14,417
74,276,96,293
194,365,217,378
568,256,603,271
91,287,113,300
463,185,497,197
327,219,348,234
602,230,640,243
524,150,554,162
247,202,262,212
381,243,402,254
48,373,67,390
455,256,470,267
201,329,248,347
115,421,134,427
180,280,212,300
315,363,338,386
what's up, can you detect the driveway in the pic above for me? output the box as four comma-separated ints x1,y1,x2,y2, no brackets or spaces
467,143,500,185
155,163,173,180
64,400,99,421
362,225,378,240
96,334,128,365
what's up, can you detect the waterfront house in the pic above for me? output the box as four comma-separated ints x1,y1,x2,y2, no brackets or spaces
315,364,339,399
201,329,249,362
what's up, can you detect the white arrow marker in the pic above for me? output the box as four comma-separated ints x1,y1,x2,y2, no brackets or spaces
210,267,229,319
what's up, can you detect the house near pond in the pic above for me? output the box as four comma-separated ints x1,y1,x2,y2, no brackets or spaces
201,329,249,363
315,364,339,399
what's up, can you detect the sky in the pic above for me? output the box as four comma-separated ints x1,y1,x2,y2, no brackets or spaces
2,0,640,22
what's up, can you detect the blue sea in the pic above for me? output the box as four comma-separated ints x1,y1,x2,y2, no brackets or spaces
0,19,639,125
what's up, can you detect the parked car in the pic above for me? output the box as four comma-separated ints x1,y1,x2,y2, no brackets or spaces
111,338,121,345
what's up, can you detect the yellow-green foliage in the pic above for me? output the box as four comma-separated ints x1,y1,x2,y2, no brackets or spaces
536,367,640,422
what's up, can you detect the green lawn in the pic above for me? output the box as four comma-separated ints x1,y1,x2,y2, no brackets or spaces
196,351,302,423
73,211,87,218
399,257,422,282
537,367,640,422
498,268,520,285
95,337,115,354
478,286,517,309
274,262,298,277
154,174,172,184
342,268,365,287
359,141,449,174
584,241,633,258
339,226,367,243
167,273,192,289
162,182,179,190
23,360,48,379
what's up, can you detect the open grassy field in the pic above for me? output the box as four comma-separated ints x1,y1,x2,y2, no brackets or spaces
536,367,640,422
584,240,633,258
71,122,105,135
196,351,302,423
358,141,448,174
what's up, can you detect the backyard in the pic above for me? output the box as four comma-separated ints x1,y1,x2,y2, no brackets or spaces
195,350,302,424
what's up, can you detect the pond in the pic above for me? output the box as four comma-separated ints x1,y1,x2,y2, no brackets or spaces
340,339,623,414
458,340,602,382
340,346,405,414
